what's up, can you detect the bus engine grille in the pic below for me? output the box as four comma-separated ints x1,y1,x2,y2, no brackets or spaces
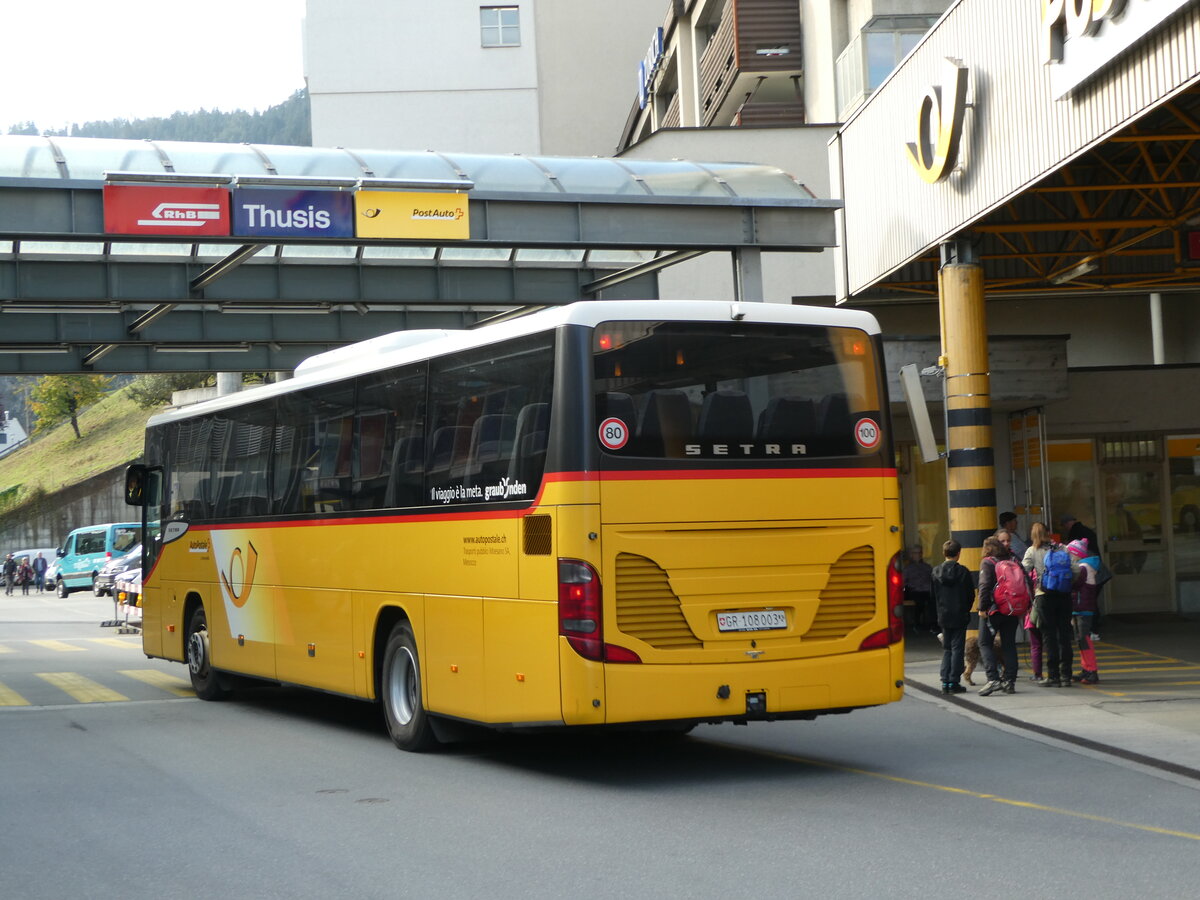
802,545,877,641
614,553,703,649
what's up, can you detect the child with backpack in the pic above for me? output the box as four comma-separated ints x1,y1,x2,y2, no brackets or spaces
1067,538,1101,684
1023,522,1081,687
976,534,1032,696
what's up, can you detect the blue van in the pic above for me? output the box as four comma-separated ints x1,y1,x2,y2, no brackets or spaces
53,523,141,597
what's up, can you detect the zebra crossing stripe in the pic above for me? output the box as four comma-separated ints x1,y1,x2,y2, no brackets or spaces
119,669,194,698
29,640,86,652
36,672,129,703
0,644,14,654
88,638,141,648
0,682,30,706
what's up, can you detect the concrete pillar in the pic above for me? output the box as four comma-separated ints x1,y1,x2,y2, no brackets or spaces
1150,292,1164,365
216,372,241,396
939,242,996,574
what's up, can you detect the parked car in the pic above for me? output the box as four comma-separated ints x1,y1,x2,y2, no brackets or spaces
94,544,142,597
51,522,141,597
6,548,57,591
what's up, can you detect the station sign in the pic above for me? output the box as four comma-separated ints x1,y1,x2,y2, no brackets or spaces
354,190,470,240
231,188,354,238
103,185,231,235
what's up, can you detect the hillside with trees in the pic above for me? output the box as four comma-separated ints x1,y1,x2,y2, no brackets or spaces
6,88,311,145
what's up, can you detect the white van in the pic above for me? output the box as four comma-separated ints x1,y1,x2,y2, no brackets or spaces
52,523,141,597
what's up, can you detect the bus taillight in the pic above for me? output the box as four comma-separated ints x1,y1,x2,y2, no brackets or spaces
557,559,642,663
886,549,905,642
859,550,906,650
559,559,602,660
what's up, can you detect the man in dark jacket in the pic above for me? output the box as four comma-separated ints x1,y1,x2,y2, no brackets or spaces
931,539,976,693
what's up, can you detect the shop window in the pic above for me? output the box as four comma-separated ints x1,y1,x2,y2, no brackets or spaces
1047,441,1095,538
1169,436,1200,581
480,6,520,48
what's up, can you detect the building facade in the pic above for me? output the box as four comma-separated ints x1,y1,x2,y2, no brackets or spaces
304,0,663,156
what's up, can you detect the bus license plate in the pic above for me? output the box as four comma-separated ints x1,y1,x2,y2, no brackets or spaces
716,610,788,633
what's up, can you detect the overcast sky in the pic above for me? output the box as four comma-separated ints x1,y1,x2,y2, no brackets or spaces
0,0,306,131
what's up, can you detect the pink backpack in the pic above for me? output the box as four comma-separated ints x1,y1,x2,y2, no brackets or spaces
987,557,1032,617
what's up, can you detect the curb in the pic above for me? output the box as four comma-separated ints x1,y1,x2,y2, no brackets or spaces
905,677,1200,784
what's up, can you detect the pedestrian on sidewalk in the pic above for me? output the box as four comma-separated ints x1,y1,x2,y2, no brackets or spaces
1024,522,1081,687
932,539,975,694
999,512,1029,561
32,552,47,592
977,534,1029,695
903,544,934,634
1068,538,1101,684
2,552,15,596
16,557,33,595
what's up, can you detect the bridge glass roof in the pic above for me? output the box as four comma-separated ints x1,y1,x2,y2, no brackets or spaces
0,135,810,202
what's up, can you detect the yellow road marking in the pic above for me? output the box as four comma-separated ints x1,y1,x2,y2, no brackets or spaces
0,682,30,706
0,644,14,654
1095,666,1200,675
87,638,142,648
36,672,129,703
119,669,194,698
718,743,1200,843
29,640,85,653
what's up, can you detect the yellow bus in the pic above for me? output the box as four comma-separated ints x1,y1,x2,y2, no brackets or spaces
125,300,904,750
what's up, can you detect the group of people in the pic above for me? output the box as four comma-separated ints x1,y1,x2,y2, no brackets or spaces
923,512,1106,697
2,552,48,595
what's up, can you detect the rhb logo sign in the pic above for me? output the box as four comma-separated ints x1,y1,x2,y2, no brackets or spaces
104,185,231,235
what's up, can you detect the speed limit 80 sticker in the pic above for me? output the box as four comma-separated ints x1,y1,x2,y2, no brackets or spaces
598,417,629,451
854,417,881,450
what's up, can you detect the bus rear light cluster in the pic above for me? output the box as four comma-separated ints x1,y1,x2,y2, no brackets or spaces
557,559,641,663
859,549,906,651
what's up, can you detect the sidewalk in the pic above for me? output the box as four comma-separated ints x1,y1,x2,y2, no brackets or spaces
904,614,1200,783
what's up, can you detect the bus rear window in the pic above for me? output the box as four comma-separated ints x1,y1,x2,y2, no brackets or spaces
592,320,883,460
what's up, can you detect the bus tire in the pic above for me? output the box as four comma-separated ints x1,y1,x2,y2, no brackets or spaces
381,622,438,752
56,578,69,598
186,605,231,701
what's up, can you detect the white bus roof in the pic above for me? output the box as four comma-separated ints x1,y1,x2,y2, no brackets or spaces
145,300,881,427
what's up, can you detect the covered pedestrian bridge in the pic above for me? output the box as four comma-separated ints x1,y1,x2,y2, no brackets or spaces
0,135,836,373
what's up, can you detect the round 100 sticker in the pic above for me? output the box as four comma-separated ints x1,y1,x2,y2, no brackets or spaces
854,417,881,450
598,417,629,450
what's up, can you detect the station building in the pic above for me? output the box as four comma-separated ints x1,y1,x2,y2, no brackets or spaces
303,1,1200,614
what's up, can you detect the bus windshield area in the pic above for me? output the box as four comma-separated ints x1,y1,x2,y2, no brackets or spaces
593,320,883,460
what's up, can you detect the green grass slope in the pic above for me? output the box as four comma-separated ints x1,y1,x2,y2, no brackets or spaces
0,387,162,519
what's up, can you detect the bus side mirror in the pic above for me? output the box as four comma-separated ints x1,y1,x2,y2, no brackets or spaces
125,465,149,506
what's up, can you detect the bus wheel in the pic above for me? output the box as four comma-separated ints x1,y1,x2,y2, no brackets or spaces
381,622,438,752
186,606,231,701
56,578,69,599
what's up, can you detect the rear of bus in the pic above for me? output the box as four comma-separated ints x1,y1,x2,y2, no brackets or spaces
558,303,903,727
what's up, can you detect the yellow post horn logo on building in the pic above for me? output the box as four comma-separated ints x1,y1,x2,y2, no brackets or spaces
905,58,969,184
355,190,470,240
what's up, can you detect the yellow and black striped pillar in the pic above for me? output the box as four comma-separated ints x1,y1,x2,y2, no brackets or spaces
938,242,995,575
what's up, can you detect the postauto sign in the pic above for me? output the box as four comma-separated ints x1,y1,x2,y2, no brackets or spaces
231,188,354,238
103,184,467,240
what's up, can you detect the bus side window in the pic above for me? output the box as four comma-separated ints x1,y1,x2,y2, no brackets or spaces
466,413,516,482
508,403,549,485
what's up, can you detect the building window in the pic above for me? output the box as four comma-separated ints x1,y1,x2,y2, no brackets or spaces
481,6,520,48
835,14,940,118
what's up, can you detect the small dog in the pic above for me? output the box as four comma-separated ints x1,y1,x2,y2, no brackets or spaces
963,628,1000,685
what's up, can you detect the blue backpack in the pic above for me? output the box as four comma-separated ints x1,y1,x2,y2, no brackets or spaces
1042,545,1073,592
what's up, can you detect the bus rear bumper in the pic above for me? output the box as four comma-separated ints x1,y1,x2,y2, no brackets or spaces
601,644,904,724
